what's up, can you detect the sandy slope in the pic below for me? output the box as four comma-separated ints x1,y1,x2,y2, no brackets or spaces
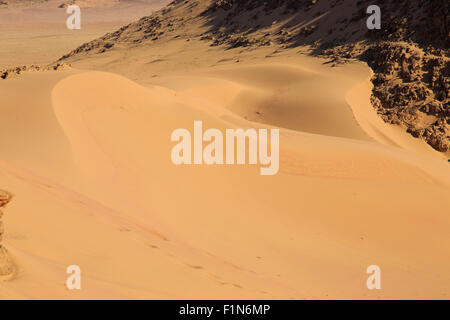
0,54,449,299
0,0,170,68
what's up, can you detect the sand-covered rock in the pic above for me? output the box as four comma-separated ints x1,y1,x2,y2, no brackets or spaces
0,190,14,280
0,190,12,208
57,0,119,9
0,63,71,80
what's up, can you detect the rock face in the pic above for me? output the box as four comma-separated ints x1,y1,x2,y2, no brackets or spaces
0,190,15,280
361,44,449,152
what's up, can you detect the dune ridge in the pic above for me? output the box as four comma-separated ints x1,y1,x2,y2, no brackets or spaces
58,0,449,155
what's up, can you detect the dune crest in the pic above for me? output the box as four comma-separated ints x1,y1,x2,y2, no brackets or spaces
59,0,449,155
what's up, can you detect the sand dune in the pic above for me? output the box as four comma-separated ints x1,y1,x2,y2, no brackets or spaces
1,0,449,300
0,56,449,299
59,0,449,155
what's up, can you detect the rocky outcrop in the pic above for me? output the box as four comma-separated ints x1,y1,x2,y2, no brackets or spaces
0,63,71,80
0,190,15,280
361,43,449,152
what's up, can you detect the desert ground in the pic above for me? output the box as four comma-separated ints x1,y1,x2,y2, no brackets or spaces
0,0,170,68
0,0,449,299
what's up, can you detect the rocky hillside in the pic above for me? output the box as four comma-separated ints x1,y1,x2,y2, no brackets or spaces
59,0,449,153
